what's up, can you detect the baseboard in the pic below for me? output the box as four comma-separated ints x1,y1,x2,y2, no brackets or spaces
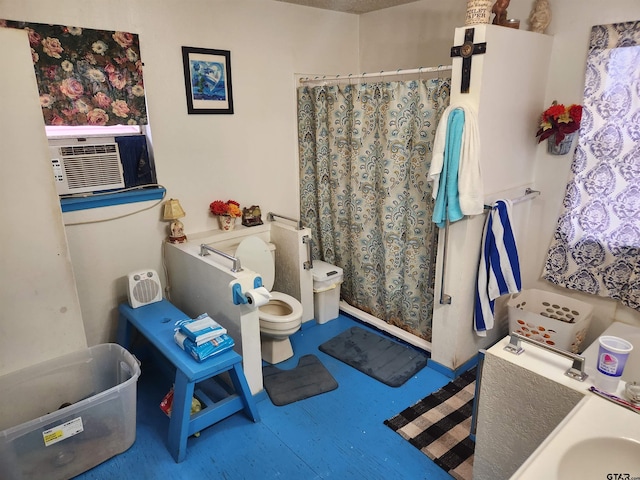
427,354,479,379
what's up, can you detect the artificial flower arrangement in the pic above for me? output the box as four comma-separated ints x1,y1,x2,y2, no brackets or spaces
209,199,242,217
536,101,583,145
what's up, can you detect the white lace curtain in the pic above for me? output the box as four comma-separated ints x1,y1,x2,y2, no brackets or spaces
543,21,640,310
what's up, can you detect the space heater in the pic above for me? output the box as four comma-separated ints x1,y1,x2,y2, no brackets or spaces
127,269,162,308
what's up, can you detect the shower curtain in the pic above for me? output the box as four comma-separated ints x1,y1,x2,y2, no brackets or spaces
298,78,450,341
542,21,640,310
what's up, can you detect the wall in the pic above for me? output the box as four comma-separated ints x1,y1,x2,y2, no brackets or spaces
0,28,87,375
0,0,359,346
2,0,639,362
528,0,640,347
359,0,466,71
359,0,541,72
359,0,640,370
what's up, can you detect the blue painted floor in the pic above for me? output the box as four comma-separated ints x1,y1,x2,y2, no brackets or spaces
76,314,455,479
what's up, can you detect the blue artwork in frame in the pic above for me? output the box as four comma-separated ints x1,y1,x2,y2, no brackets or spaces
182,46,234,114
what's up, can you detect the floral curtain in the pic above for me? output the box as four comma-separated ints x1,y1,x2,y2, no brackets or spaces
1,20,147,126
298,78,450,341
543,21,640,310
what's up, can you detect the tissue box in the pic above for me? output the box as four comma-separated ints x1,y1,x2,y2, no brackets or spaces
507,289,593,353
0,344,140,480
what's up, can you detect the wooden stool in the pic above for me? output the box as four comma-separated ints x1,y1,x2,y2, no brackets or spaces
118,300,260,463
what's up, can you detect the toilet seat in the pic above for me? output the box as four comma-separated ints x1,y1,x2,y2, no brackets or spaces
259,291,303,325
235,235,303,364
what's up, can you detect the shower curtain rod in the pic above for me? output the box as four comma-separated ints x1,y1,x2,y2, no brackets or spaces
299,65,452,85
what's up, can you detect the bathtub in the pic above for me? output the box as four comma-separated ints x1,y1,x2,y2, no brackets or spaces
164,222,314,395
582,321,640,384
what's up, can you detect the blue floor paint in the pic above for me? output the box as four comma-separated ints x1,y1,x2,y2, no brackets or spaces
76,315,454,479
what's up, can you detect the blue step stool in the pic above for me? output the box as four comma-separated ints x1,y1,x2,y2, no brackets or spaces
118,299,260,463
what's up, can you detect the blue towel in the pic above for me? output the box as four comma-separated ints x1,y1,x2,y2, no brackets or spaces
474,200,522,336
432,109,464,228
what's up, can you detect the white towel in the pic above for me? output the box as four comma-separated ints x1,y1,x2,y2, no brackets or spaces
474,199,522,336
428,103,484,216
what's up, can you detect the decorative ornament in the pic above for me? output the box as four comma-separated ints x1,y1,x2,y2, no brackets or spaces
242,205,263,227
491,0,510,26
528,0,551,34
465,0,493,26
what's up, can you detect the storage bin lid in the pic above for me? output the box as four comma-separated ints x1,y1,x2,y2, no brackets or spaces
312,260,343,282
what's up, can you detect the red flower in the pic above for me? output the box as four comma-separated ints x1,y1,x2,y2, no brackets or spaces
536,101,583,145
210,199,242,217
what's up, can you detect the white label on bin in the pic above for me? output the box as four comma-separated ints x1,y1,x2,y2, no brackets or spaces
42,417,84,447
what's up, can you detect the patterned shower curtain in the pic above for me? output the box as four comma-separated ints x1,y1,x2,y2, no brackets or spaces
298,78,450,341
543,21,640,310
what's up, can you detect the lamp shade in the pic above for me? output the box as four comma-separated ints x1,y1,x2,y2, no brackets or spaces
163,198,185,220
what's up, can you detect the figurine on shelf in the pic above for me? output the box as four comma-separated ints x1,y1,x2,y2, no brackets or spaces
528,0,551,34
491,0,510,26
242,205,263,227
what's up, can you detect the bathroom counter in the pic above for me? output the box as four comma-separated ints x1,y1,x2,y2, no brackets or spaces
473,322,640,479
511,394,640,479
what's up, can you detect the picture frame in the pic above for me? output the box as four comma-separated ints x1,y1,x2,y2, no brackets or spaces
181,46,234,114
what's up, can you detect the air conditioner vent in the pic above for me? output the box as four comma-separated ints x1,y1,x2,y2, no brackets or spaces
60,143,117,157
49,137,125,195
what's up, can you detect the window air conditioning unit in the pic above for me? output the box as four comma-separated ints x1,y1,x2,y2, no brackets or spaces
49,136,125,195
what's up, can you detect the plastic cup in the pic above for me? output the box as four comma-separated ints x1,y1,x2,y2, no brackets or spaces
594,335,633,392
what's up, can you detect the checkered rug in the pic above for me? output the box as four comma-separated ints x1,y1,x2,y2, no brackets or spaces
384,369,476,480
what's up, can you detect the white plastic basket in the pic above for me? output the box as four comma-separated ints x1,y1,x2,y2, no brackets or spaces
507,289,594,353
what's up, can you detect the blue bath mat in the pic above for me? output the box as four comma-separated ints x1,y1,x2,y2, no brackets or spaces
319,326,429,387
262,354,338,406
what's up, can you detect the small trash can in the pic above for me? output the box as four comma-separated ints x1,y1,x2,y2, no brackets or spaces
312,260,344,324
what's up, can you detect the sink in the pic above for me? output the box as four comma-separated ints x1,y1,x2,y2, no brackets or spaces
511,394,640,479
558,437,640,478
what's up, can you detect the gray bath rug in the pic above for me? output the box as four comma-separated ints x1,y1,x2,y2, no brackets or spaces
319,326,429,387
262,354,338,406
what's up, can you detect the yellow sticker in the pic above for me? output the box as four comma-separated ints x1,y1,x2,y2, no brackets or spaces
42,417,83,447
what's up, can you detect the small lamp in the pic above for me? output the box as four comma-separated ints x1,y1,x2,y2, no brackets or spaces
163,198,187,243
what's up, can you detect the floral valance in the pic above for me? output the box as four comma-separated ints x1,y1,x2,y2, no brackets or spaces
1,19,147,126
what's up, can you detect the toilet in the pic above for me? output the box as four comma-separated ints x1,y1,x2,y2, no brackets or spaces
234,236,303,364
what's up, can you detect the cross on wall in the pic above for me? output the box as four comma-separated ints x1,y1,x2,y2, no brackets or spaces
450,28,487,94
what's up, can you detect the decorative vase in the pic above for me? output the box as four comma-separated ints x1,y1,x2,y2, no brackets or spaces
218,215,235,231
547,132,576,155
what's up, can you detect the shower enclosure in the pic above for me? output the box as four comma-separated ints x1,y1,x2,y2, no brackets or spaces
298,72,451,346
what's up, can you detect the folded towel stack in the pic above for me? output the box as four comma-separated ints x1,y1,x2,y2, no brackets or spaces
174,313,235,362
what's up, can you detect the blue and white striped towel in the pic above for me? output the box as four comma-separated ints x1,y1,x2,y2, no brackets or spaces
474,199,521,336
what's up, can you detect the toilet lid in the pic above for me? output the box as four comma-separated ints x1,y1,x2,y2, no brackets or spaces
235,236,274,290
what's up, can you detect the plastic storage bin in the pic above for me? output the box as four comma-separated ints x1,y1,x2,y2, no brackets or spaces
507,289,594,353
0,343,141,480
312,260,344,324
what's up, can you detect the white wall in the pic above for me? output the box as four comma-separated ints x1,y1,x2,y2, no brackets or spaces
359,0,466,71
2,0,639,360
358,1,640,371
0,28,87,375
0,0,359,346
528,0,640,348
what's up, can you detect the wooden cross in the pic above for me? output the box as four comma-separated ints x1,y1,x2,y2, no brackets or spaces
450,28,487,94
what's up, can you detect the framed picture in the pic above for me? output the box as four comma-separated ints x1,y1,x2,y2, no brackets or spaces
182,46,234,114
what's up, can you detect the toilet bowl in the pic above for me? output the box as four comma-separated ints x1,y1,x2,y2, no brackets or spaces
235,236,303,364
